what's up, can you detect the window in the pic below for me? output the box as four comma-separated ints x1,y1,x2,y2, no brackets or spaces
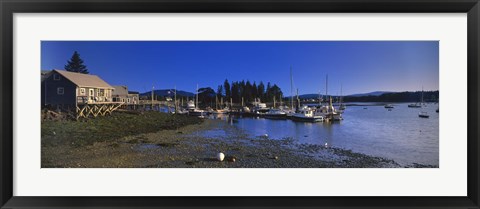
127,98,130,103
57,87,64,95
80,88,85,95
99,89,105,97
122,99,125,102
53,74,60,80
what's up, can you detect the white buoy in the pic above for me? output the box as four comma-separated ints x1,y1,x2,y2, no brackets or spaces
217,152,225,162
324,142,328,148
263,134,268,137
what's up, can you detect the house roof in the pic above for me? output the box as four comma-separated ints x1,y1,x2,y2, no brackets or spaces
112,85,128,96
54,69,114,89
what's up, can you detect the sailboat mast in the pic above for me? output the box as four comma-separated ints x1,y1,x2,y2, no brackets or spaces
296,88,300,113
280,93,283,106
290,66,294,110
174,86,177,112
421,86,424,105
340,84,343,106
319,91,321,106
151,85,154,109
326,74,328,102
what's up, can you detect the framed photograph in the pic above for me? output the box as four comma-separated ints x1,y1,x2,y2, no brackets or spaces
1,0,479,208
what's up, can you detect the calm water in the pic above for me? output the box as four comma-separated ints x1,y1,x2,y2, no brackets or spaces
208,103,439,166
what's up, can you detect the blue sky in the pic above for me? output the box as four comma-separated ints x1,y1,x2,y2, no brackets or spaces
41,41,439,96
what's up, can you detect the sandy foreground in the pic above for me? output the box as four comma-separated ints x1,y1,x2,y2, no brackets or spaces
41,113,406,168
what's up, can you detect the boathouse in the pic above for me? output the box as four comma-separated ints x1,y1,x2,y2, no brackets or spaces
42,69,123,119
112,86,139,105
42,69,115,107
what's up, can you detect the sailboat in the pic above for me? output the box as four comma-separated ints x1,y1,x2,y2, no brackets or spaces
339,85,346,111
314,75,342,121
291,90,324,122
408,90,423,108
418,87,429,118
188,84,206,118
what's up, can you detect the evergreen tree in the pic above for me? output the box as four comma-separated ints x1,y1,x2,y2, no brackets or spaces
224,79,231,100
266,82,272,102
257,82,265,101
217,85,224,98
231,82,239,103
64,51,89,74
252,82,258,100
245,80,253,102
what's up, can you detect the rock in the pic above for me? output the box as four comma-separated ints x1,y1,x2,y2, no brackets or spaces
263,134,268,137
217,152,225,161
228,156,236,162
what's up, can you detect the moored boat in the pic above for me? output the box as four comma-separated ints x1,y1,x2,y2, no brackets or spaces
264,109,287,119
418,111,429,118
291,108,324,122
384,104,394,108
408,103,421,108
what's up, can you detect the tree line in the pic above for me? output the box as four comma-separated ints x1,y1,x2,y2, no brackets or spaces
343,91,439,103
196,79,284,106
219,79,283,104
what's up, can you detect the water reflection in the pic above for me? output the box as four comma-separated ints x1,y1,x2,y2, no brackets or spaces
202,103,439,166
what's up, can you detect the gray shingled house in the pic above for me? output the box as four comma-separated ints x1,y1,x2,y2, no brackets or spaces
41,69,115,108
112,86,139,105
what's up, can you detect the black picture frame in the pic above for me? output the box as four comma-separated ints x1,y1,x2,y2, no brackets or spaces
1,0,479,208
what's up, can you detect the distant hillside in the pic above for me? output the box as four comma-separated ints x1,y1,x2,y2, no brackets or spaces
287,91,392,100
344,91,439,103
348,91,394,97
140,89,195,98
285,91,438,103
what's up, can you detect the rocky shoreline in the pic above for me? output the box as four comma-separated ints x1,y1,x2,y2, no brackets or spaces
40,112,425,168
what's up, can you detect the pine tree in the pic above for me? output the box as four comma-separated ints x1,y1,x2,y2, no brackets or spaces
224,79,231,100
64,51,89,74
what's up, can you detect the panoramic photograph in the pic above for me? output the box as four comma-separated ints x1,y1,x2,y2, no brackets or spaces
41,41,439,168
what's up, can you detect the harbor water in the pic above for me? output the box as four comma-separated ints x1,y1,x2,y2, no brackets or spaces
206,103,439,167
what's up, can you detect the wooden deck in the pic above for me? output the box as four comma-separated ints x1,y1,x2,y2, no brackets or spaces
76,102,124,120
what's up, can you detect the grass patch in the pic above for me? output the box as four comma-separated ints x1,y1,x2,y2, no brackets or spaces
42,112,202,147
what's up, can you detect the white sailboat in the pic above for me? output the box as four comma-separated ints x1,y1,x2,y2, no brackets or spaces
418,87,429,118
314,75,343,121
188,84,206,117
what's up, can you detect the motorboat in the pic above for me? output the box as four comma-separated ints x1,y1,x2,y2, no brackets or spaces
291,107,324,122
264,109,287,119
384,104,394,108
408,103,422,108
186,100,205,117
419,111,429,118
252,99,269,113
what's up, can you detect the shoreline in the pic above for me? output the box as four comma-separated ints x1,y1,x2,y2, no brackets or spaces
41,112,436,168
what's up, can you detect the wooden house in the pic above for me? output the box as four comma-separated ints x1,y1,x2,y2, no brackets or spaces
112,86,139,105
41,69,115,109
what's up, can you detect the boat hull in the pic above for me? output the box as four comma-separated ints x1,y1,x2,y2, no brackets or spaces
264,114,287,120
188,111,205,117
291,116,323,122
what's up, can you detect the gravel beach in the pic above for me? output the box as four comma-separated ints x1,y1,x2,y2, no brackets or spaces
41,112,403,168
